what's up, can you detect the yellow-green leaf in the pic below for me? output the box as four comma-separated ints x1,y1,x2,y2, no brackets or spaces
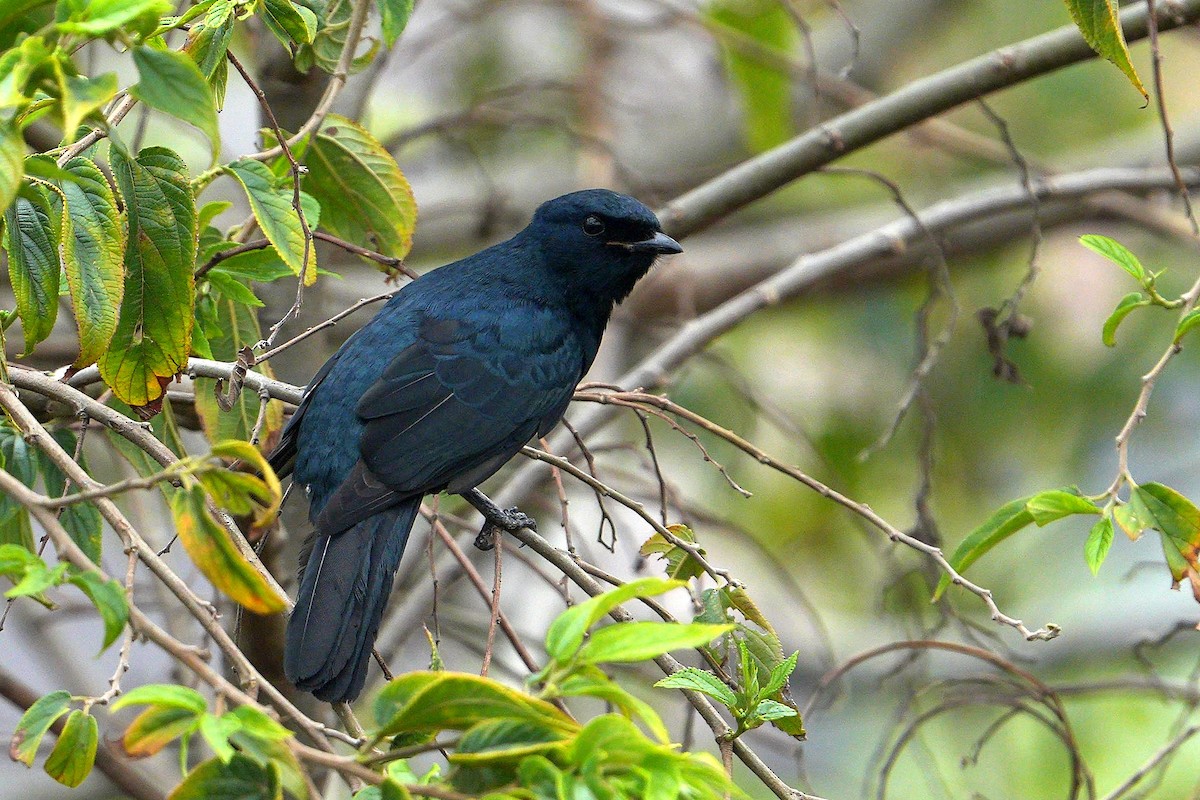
122,705,202,757
1132,483,1200,585
577,621,733,665
1063,0,1147,100
1174,308,1200,344
204,439,282,528
305,114,416,265
43,710,97,787
54,60,117,139
98,146,195,409
170,485,285,614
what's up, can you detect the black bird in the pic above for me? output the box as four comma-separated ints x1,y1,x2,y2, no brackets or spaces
268,189,682,702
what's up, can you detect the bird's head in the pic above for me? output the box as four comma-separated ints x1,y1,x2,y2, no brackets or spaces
528,189,682,305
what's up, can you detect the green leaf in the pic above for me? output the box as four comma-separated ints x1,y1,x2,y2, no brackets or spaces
556,667,670,743
4,186,59,354
55,0,171,36
0,121,22,214
451,720,562,794
112,683,207,714
192,295,283,451
1063,0,1147,100
723,585,778,640
198,200,232,230
1079,234,1147,282
227,732,306,800
1103,292,1149,347
11,690,71,766
934,494,1037,600
56,156,125,369
544,577,684,661
199,712,240,762
206,270,264,307
1174,308,1200,344
1085,516,1114,575
639,524,706,581
1026,489,1100,526
170,484,286,614
705,0,795,151
450,719,567,765
378,0,413,46
752,699,798,722
224,159,316,284
224,705,291,742
0,423,38,531
182,10,233,107
169,754,282,800
374,672,576,738
295,0,378,74
0,35,52,111
43,709,97,787
122,705,203,757
305,114,416,264
0,542,41,578
577,621,733,665
68,571,128,651
1131,483,1200,586
737,639,759,700
130,47,220,160
7,558,67,598
261,0,316,46
353,780,411,800
208,249,293,283
762,650,798,697
655,667,737,708
38,429,104,562
98,146,196,410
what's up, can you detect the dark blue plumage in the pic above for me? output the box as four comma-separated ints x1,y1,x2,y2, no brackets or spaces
269,190,681,702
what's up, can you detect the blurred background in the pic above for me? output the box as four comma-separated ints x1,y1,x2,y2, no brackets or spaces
6,0,1200,797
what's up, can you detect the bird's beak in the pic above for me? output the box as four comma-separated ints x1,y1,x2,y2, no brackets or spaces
611,231,683,255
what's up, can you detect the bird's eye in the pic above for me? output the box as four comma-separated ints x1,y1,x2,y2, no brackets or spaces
582,215,606,237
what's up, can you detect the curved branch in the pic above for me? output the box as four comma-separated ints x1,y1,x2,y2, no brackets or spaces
657,0,1200,237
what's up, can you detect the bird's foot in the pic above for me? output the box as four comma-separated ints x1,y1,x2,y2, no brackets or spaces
474,506,535,551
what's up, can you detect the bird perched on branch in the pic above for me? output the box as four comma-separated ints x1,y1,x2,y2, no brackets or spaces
268,189,682,702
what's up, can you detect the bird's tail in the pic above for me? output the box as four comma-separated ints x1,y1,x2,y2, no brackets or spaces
284,498,420,702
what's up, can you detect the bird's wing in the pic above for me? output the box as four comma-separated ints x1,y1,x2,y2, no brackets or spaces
314,308,581,534
267,328,361,479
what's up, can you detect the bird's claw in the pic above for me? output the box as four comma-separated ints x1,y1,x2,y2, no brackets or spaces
473,507,535,551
